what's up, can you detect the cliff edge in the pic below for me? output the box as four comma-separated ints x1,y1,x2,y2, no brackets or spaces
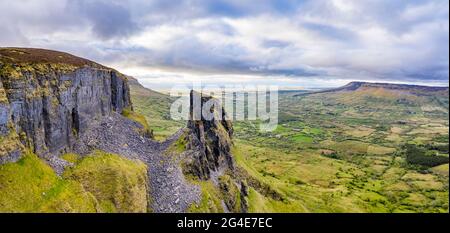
0,48,131,164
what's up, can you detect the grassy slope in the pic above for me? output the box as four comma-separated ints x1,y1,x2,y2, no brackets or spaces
0,151,149,213
129,80,184,141
122,107,153,138
233,141,363,213
130,80,449,213
0,47,104,68
188,180,225,213
64,151,149,213
0,152,97,212
233,87,449,213
233,140,448,213
187,175,244,213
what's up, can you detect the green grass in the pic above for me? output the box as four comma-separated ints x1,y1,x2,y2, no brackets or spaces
187,174,245,213
130,81,449,213
121,108,153,138
431,164,449,176
188,180,224,213
246,187,306,213
0,152,96,212
291,134,314,143
0,150,150,213
63,150,149,213
129,84,184,141
38,180,98,213
232,138,448,213
167,132,188,154
61,153,80,164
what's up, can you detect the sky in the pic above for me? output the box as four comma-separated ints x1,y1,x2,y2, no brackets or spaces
0,0,449,90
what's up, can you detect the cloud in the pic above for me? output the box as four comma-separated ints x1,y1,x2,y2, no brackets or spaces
70,0,139,39
0,0,448,88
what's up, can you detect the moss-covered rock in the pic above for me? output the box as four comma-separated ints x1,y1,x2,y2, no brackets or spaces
188,180,224,213
0,124,25,164
187,175,248,213
218,174,242,212
122,108,153,139
60,153,80,164
0,150,150,213
63,151,149,213
0,152,97,212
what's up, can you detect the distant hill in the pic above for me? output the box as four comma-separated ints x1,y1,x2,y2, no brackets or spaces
310,81,449,96
127,77,184,140
289,81,449,121
127,76,170,98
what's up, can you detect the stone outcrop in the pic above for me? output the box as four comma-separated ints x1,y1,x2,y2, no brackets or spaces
183,91,234,180
178,91,249,212
0,48,132,163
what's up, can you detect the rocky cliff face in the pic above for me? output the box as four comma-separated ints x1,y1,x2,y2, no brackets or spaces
0,48,243,213
0,48,131,163
183,91,234,180
176,91,248,212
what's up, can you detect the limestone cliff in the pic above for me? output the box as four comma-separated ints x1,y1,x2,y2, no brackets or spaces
0,47,244,213
178,91,248,212
183,91,234,180
0,48,132,164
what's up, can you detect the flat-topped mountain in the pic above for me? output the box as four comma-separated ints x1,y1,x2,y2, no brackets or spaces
312,81,449,95
294,81,449,112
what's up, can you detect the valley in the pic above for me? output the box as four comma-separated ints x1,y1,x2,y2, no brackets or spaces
1,48,448,213
131,82,449,213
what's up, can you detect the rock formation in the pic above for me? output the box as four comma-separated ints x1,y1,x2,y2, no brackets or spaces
0,48,131,163
1,47,245,213
183,90,235,180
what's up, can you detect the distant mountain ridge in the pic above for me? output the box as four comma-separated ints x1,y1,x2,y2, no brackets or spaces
314,81,448,94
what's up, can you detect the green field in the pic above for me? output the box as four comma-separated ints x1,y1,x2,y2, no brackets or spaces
131,85,449,213
0,150,148,213
128,79,185,141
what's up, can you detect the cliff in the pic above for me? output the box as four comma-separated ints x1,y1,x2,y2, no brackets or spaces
183,91,234,180
0,48,243,213
176,91,247,212
0,48,132,163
